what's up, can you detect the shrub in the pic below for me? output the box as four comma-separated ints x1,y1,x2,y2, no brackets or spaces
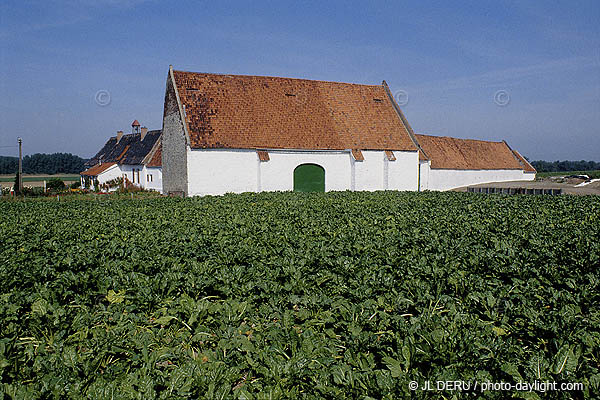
47,177,65,191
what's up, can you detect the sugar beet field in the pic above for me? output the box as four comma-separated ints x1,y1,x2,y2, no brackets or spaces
0,192,599,399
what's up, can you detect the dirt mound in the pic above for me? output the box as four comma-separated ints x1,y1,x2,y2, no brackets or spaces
584,180,600,189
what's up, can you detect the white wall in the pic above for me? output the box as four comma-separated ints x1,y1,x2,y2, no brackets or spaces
419,160,431,192
186,148,419,196
86,164,122,190
261,150,351,192
424,168,533,191
121,165,163,193
387,151,420,191
187,149,258,196
144,166,163,193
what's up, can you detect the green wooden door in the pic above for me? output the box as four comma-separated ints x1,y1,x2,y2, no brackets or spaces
294,164,325,192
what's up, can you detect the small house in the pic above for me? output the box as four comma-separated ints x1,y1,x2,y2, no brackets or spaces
81,121,162,192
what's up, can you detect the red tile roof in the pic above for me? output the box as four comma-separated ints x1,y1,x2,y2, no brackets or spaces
132,120,140,126
509,148,536,173
80,162,117,176
415,134,528,170
146,142,162,167
172,70,417,152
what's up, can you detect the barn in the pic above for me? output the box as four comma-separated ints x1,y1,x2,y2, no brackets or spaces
416,134,536,191
160,66,535,196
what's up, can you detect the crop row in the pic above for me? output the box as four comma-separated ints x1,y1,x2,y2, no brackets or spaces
0,191,598,399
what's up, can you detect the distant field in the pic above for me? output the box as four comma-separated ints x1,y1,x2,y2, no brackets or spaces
537,170,600,178
0,174,80,182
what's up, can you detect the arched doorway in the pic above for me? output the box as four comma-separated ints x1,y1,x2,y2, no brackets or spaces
293,164,325,192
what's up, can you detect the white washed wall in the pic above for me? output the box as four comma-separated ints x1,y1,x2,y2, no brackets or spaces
143,167,163,193
419,161,431,192
187,149,258,196
82,164,122,190
386,151,420,191
186,148,420,196
425,169,531,191
260,150,351,192
121,165,163,193
120,165,144,188
96,165,122,185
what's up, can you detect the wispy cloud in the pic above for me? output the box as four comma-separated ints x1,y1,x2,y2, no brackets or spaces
0,0,155,39
408,55,598,93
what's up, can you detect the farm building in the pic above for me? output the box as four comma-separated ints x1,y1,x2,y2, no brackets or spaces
416,134,536,191
81,121,163,192
160,66,535,196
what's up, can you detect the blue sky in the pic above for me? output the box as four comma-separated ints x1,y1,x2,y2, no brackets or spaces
1,0,599,160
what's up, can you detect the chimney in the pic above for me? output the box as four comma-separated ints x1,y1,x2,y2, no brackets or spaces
140,127,148,141
116,130,124,143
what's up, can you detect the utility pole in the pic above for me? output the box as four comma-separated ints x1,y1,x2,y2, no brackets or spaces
18,137,23,193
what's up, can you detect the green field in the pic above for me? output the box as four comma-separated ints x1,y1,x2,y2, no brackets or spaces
537,170,600,179
0,192,598,399
0,175,80,183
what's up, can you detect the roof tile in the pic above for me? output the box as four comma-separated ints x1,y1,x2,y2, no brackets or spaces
416,134,527,170
85,130,162,168
80,162,116,176
172,71,417,152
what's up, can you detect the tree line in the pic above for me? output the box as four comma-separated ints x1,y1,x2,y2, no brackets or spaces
530,160,600,173
0,153,87,175
0,152,598,175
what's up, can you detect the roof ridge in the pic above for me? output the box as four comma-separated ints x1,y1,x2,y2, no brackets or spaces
172,69,383,87
416,133,504,145
107,129,161,140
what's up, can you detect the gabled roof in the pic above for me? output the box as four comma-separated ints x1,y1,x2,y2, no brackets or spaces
171,70,417,152
132,120,140,126
80,162,117,176
509,148,537,173
85,130,162,168
145,141,162,167
415,134,532,171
